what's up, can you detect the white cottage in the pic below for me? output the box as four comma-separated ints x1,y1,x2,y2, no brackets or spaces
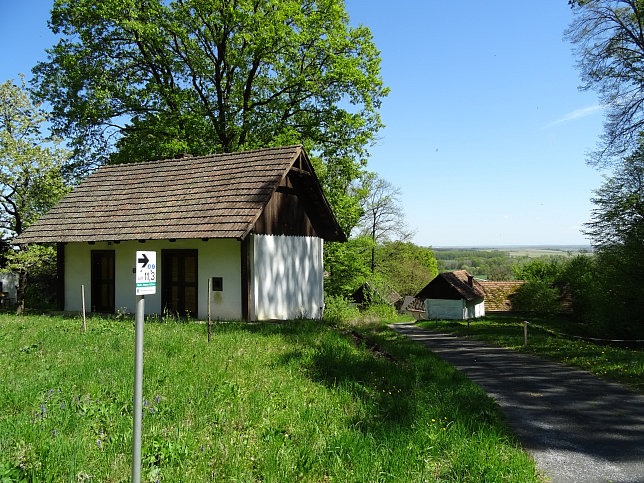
416,270,485,320
15,145,345,321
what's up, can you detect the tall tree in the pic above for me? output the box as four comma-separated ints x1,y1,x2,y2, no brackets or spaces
566,0,644,165
33,0,388,231
0,77,69,314
376,241,438,296
583,140,644,336
356,173,411,272
585,139,644,248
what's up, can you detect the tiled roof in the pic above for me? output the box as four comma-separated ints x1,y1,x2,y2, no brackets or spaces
416,270,485,301
16,145,343,243
479,281,524,312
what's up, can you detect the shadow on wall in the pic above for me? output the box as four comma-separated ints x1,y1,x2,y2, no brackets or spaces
254,235,323,320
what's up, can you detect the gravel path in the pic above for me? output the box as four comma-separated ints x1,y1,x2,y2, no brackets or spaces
389,322,644,483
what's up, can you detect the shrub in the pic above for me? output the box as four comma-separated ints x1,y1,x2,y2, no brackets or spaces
512,280,561,314
322,295,360,325
361,303,397,322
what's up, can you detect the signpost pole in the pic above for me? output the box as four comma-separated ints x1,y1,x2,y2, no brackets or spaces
132,250,155,483
132,294,144,483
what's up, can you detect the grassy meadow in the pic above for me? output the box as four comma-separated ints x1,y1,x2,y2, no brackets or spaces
0,313,540,482
418,315,644,392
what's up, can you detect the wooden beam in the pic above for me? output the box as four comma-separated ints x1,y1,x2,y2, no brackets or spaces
289,167,311,176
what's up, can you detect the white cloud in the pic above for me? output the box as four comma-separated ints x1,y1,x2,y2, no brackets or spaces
544,105,604,129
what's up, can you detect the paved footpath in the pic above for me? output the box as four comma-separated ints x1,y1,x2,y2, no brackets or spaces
389,322,644,483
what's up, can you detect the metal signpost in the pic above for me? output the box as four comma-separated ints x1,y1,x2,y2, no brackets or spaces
133,251,156,483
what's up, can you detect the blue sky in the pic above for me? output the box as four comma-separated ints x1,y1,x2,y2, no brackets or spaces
1,1,606,247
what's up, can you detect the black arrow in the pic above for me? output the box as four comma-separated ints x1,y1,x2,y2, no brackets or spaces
138,253,149,268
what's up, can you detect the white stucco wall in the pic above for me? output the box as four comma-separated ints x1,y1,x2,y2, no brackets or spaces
251,234,324,320
425,298,464,320
63,239,242,320
426,298,484,320
465,299,486,319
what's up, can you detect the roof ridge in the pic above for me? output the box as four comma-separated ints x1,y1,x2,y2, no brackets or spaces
14,144,348,244
93,145,303,173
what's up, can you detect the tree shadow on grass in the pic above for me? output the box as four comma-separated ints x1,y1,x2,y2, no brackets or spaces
236,320,515,440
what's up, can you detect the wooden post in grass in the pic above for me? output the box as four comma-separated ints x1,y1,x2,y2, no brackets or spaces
81,285,86,332
207,278,212,343
523,321,528,346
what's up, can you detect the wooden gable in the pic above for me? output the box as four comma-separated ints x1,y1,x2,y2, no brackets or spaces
251,150,344,240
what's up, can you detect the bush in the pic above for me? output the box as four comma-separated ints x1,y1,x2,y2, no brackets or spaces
322,295,360,325
512,280,561,314
361,303,397,322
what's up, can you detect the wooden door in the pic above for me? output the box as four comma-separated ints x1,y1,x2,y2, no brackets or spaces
162,250,198,317
91,250,115,313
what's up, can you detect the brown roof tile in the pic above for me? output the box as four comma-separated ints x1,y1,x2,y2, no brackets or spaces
416,270,486,301
16,145,344,243
479,281,524,312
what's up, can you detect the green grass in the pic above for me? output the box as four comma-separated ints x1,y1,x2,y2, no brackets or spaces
418,315,644,392
0,313,540,482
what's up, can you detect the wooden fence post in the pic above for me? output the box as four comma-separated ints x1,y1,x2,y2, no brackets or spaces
523,320,528,346
81,285,87,332
207,278,212,343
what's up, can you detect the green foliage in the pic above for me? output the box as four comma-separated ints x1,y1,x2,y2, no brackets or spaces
34,0,388,234
0,314,540,481
434,249,520,281
324,236,372,297
511,280,561,314
0,77,69,237
592,242,644,338
566,1,644,164
512,258,561,283
586,143,644,249
376,241,438,296
322,295,360,324
579,146,644,338
0,77,69,313
557,255,599,324
3,244,59,311
324,237,439,300
360,303,397,321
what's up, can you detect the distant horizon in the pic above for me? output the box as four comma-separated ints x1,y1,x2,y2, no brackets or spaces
431,244,593,250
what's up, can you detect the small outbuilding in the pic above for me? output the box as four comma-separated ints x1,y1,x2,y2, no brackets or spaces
416,270,485,320
15,145,345,321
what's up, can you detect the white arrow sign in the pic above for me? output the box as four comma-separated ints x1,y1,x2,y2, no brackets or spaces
135,251,156,295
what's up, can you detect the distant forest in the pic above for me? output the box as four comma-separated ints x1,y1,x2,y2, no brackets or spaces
433,247,590,281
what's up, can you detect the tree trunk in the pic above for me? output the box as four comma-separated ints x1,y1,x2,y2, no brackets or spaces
15,269,26,315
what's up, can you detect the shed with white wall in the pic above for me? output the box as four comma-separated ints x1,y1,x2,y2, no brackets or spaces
16,146,345,321
416,270,485,321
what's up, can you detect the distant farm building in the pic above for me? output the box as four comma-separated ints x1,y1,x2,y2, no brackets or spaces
416,270,485,320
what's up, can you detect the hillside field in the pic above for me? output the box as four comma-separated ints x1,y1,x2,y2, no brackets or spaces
0,314,540,482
